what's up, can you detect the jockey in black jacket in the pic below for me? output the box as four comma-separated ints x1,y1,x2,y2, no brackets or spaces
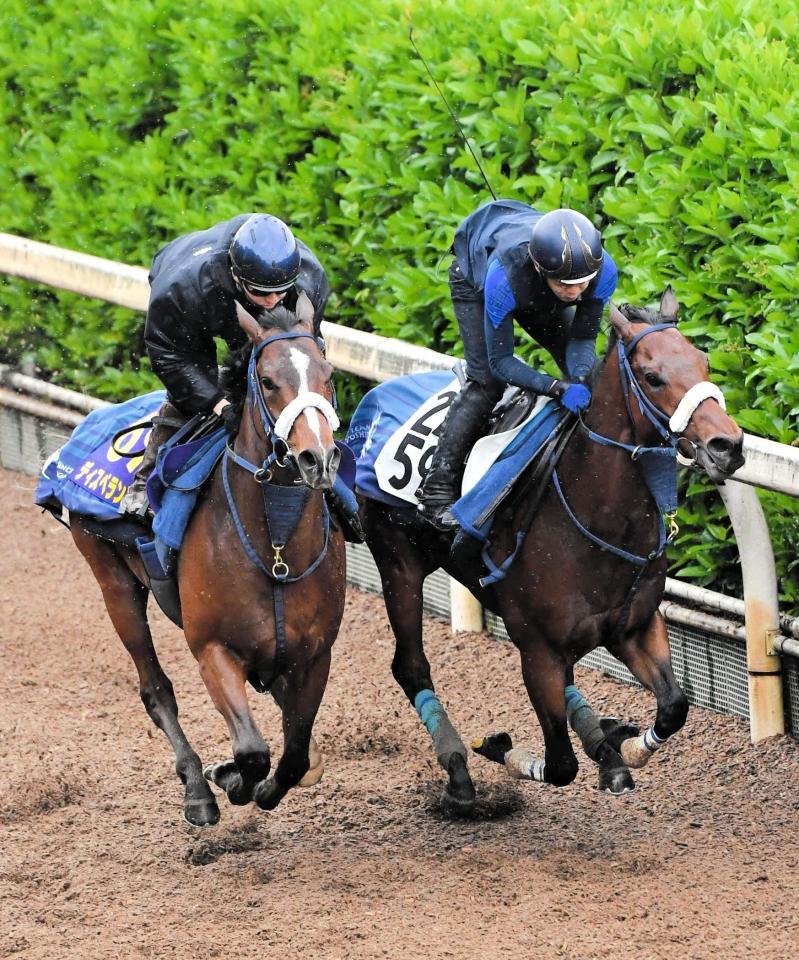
416,200,618,530
121,213,362,540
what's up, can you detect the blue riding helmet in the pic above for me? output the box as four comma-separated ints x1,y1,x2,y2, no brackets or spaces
229,214,301,293
529,209,604,284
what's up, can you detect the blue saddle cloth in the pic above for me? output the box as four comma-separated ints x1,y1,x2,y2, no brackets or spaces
450,403,563,541
346,370,566,535
35,390,165,520
345,369,455,507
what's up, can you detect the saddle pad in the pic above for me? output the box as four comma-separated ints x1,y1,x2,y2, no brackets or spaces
345,370,558,514
35,390,166,521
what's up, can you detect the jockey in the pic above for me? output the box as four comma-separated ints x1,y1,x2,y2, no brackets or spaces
120,213,363,541
416,200,618,530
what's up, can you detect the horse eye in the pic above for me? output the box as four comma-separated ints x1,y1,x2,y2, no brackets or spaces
259,376,277,391
645,372,665,388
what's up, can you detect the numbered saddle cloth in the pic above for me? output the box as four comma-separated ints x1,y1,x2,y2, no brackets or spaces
35,390,166,521
345,370,563,535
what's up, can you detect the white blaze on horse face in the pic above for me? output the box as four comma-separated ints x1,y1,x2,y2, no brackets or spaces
289,347,322,442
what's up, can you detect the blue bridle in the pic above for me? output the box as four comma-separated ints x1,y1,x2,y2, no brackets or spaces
552,322,683,567
221,330,333,675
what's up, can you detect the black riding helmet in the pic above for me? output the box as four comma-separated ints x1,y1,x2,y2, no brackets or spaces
229,214,301,293
529,208,604,284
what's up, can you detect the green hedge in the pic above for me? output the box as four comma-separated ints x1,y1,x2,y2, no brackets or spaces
1,0,797,606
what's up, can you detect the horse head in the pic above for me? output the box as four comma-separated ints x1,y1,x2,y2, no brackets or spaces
607,286,745,483
235,292,340,489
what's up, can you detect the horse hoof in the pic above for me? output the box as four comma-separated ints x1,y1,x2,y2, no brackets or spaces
599,718,640,755
253,777,280,811
620,736,654,770
598,766,636,795
203,761,252,805
471,732,513,765
183,797,221,827
441,753,476,818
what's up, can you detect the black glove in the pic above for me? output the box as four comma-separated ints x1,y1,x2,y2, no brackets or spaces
217,404,239,438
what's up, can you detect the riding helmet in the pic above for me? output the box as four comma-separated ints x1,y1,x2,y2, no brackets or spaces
529,208,604,284
229,214,301,293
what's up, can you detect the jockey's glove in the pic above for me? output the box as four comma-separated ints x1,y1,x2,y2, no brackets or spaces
548,380,592,413
217,403,240,438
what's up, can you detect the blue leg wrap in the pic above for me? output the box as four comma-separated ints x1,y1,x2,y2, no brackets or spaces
413,689,466,766
414,689,443,737
565,684,604,761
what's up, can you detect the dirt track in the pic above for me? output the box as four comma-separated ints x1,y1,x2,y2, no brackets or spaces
1,466,798,960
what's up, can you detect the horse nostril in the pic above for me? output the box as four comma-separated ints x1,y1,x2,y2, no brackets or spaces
297,449,321,478
327,446,341,477
707,435,745,469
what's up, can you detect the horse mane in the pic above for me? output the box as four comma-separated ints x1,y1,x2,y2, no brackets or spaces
219,303,304,418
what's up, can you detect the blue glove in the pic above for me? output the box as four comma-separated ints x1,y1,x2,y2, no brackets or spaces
558,383,592,413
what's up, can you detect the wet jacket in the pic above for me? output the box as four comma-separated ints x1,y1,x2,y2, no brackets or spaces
453,200,617,392
144,215,329,414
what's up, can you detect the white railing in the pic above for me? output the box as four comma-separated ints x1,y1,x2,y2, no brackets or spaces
2,231,798,741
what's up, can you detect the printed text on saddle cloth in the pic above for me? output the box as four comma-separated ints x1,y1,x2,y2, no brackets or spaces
373,379,548,506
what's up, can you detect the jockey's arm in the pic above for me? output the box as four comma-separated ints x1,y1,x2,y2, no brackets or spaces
144,302,225,415
483,260,559,394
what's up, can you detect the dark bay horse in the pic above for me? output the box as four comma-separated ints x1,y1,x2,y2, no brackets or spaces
359,288,745,814
71,294,345,826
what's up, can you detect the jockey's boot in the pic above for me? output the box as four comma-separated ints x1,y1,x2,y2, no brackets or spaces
119,401,186,519
325,474,366,544
416,379,498,531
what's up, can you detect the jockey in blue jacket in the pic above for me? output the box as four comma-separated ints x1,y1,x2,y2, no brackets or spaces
416,200,618,529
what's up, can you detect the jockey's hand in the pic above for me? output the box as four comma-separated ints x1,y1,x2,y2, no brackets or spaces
549,380,592,413
213,399,239,438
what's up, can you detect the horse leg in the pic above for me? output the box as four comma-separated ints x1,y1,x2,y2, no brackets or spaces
270,675,324,787
253,653,331,811
610,610,689,769
497,639,578,788
563,666,635,795
198,643,270,805
378,551,475,816
72,529,218,826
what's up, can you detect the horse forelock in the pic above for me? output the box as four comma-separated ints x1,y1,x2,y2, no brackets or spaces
219,305,305,416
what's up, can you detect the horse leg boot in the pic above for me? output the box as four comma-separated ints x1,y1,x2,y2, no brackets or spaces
119,400,186,518
611,611,689,769
416,379,500,531
558,665,636,794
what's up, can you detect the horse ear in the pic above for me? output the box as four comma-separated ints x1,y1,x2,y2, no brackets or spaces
609,302,632,340
236,301,265,344
295,290,315,330
659,285,680,322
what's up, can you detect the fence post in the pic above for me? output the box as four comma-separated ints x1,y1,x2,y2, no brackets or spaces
718,480,784,741
449,578,483,633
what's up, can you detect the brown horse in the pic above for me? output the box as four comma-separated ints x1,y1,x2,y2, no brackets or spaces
71,294,345,826
358,288,745,814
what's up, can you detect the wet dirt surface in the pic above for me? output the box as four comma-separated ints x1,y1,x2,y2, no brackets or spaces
1,468,798,959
